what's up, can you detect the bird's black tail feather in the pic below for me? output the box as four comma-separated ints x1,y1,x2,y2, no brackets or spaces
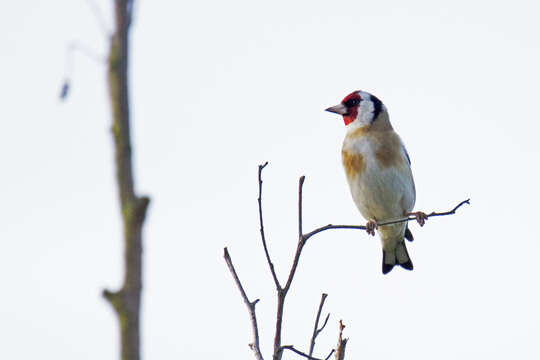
382,242,413,274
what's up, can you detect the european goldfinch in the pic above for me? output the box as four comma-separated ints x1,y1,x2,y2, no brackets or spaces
326,90,426,274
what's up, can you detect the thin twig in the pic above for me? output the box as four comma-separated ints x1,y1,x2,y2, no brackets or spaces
324,349,336,360
304,199,470,241
224,248,264,360
258,162,281,291
254,163,288,360
280,345,328,360
272,175,312,360
283,240,305,293
298,176,305,238
283,176,312,293
319,315,330,339
309,293,330,358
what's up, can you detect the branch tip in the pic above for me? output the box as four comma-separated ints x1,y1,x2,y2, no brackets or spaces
309,293,330,357
335,320,348,360
324,349,335,360
223,246,264,360
320,313,330,332
257,161,281,291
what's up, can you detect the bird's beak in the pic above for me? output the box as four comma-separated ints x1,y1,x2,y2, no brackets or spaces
325,103,348,115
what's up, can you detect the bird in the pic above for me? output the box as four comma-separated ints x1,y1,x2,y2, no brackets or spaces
325,90,426,274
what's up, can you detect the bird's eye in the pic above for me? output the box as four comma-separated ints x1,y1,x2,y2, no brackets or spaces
344,98,360,108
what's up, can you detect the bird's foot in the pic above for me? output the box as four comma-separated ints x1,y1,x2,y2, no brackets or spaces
408,211,428,226
366,218,378,236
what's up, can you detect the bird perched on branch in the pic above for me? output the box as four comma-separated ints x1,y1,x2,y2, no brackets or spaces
326,90,426,274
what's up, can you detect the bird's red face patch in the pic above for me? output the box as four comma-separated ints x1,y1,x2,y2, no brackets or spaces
341,92,362,126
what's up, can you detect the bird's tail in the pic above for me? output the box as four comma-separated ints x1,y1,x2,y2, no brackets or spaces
382,241,413,275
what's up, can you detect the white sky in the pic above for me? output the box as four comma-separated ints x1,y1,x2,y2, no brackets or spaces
1,0,540,359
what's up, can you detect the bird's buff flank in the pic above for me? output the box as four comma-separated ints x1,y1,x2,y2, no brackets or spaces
326,90,426,274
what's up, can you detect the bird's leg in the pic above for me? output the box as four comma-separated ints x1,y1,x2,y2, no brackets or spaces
365,218,378,236
407,211,428,226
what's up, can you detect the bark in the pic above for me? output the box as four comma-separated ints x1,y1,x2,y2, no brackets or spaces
102,2,149,360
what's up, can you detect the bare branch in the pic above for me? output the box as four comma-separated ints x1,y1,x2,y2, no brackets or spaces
303,199,470,241
334,321,348,360
274,295,285,360
271,175,311,359
223,247,253,307
324,349,336,360
381,198,471,226
228,166,468,360
102,3,148,360
425,198,470,217
281,345,328,360
224,247,264,360
319,314,330,334
283,176,311,293
283,240,305,294
298,175,305,237
258,162,282,291
309,293,330,358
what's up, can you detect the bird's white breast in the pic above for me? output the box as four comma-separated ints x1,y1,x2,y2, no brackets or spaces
342,129,416,224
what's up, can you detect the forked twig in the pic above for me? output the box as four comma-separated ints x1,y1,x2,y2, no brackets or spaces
309,293,330,358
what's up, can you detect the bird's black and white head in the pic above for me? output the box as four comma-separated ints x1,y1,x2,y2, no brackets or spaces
325,90,386,127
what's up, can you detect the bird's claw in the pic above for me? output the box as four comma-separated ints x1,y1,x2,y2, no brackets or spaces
366,219,378,236
408,211,428,226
